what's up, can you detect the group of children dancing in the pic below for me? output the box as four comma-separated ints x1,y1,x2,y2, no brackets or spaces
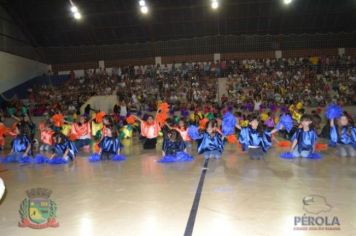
0,101,355,165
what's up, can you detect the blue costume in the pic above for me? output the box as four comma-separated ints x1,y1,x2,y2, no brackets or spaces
329,125,356,157
196,132,224,159
329,125,356,147
11,135,32,155
99,136,123,160
291,128,317,158
162,138,186,155
159,137,193,163
239,127,272,159
53,138,78,160
99,137,123,154
2,135,33,163
239,127,272,152
88,137,125,162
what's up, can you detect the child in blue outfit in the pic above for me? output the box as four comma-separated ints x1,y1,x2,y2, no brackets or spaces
236,114,279,160
162,129,186,156
99,125,123,160
51,133,78,161
10,123,32,158
196,120,224,159
290,114,318,158
158,129,193,163
329,114,356,157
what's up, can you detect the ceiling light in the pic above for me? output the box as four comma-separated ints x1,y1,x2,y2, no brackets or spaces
139,0,146,7
140,6,149,14
74,12,82,20
70,5,78,13
211,0,219,10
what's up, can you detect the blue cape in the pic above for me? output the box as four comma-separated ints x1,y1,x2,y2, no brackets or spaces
197,132,224,155
99,136,123,154
11,135,32,155
291,128,317,152
239,127,272,152
329,125,356,148
53,138,78,159
162,138,186,154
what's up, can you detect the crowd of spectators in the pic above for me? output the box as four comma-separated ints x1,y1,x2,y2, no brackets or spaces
1,55,355,117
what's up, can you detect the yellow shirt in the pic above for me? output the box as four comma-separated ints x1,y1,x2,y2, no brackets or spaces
61,124,72,136
91,122,103,136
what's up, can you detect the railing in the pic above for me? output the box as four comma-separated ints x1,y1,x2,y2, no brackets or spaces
44,32,356,64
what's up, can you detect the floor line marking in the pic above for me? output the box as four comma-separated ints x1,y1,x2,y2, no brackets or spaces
184,158,209,236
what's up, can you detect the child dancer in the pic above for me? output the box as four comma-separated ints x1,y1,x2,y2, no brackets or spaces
39,121,54,152
92,113,104,140
50,133,78,162
133,114,160,149
98,125,124,161
166,118,192,153
71,115,92,151
159,129,193,162
91,112,105,152
162,129,186,156
236,114,279,160
193,120,224,159
329,114,356,157
11,114,36,142
4,123,32,163
0,115,9,151
290,114,318,158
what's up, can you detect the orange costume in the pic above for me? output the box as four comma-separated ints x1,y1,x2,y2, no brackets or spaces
141,121,160,139
40,128,55,145
71,122,91,140
0,123,10,148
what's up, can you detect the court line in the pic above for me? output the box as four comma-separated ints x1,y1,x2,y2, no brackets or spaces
184,158,209,236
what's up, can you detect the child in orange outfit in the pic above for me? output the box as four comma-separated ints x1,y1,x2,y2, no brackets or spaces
134,114,161,149
0,115,9,151
71,115,92,151
39,121,55,152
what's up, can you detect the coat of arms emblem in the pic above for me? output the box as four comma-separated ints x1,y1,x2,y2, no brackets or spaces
18,188,59,229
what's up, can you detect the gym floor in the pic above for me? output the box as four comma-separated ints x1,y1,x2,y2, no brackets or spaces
0,138,355,236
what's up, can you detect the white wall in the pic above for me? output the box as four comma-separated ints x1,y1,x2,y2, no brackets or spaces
0,51,48,93
80,95,118,114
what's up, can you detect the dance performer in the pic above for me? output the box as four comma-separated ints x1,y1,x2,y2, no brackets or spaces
11,114,36,141
70,115,92,151
2,123,33,163
236,114,279,160
290,114,318,158
39,121,54,152
192,120,224,159
158,129,193,162
50,133,78,161
133,114,161,149
10,123,32,157
0,115,9,151
329,114,356,157
165,118,191,153
98,125,124,160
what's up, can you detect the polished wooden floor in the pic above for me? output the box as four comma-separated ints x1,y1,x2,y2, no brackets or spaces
0,138,355,236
